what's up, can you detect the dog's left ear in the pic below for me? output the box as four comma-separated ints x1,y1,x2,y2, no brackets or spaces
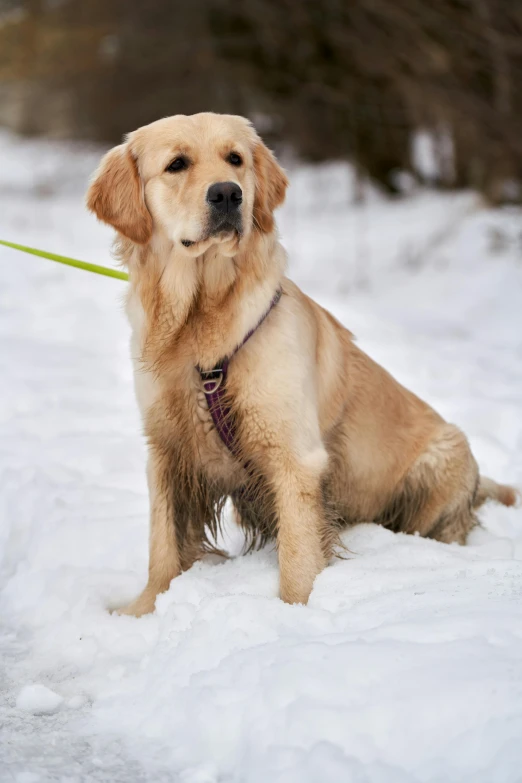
252,140,288,234
86,142,152,245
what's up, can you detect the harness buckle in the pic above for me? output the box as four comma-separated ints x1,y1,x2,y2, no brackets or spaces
200,368,224,395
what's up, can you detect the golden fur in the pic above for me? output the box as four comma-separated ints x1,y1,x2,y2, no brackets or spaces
87,112,518,616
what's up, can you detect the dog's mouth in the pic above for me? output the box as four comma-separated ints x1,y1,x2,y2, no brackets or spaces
181,216,242,251
209,214,242,237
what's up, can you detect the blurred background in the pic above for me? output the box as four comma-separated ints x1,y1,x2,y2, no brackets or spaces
1,0,522,203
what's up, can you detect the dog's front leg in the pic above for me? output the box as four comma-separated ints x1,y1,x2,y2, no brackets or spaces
117,447,181,617
271,451,329,605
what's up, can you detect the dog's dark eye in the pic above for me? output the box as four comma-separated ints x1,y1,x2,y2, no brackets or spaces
166,157,188,173
227,152,242,167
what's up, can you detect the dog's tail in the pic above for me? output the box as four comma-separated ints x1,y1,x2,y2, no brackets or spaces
473,476,520,509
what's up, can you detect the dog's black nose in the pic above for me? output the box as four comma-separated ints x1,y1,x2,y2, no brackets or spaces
207,181,242,213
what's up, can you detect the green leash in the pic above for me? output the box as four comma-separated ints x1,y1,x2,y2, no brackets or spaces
0,239,129,281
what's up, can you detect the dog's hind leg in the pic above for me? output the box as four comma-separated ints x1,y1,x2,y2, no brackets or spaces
424,474,518,545
379,424,480,545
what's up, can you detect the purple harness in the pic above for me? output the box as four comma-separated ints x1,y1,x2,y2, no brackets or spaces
198,289,282,455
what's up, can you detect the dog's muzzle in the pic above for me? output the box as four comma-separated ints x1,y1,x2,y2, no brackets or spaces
206,181,243,235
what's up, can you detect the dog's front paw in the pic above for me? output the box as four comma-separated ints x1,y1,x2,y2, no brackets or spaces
111,587,158,618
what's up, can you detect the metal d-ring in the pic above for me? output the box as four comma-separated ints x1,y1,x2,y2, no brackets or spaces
201,370,224,395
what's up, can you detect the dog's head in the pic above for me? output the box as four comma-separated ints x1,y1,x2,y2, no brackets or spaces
86,113,288,255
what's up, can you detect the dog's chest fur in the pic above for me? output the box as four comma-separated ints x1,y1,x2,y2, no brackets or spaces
127,290,243,484
126,290,280,557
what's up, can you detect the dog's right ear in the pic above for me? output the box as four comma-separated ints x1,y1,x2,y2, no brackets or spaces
86,143,152,245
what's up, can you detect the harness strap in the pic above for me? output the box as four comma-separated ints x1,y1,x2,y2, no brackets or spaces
198,289,282,456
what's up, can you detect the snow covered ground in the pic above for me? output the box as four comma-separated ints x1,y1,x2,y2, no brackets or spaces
1,129,522,783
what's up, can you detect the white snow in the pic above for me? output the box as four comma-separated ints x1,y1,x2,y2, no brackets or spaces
16,685,63,715
1,129,522,782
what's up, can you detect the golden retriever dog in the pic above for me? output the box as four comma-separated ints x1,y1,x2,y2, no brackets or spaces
87,112,518,617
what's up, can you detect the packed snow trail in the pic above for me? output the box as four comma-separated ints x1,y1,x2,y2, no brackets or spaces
1,131,522,782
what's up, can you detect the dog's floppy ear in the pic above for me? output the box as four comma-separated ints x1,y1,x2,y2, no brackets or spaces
86,143,152,245
252,139,288,234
